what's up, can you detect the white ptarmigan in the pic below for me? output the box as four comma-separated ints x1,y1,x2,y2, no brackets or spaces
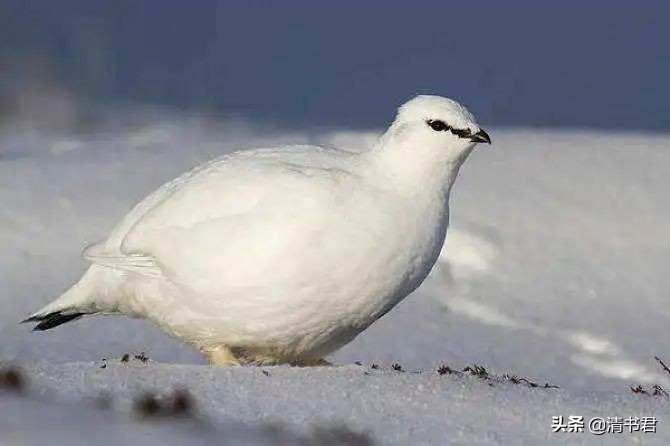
23,95,491,365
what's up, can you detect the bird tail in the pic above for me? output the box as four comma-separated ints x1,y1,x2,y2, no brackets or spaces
22,311,87,331
21,266,121,331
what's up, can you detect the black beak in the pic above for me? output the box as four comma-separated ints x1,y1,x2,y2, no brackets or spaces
470,128,491,144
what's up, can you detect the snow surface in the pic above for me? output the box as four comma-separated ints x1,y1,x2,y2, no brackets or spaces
1,113,669,444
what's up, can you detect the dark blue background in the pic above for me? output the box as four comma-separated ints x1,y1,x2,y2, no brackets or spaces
1,0,668,130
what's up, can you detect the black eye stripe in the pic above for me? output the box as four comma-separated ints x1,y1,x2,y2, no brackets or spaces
450,127,472,138
427,120,472,138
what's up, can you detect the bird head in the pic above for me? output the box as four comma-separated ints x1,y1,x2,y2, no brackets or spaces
373,95,490,189
384,95,489,158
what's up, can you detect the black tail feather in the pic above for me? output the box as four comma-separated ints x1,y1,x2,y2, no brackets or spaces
26,311,85,331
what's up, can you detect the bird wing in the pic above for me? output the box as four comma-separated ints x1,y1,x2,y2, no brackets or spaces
86,146,359,292
83,246,163,278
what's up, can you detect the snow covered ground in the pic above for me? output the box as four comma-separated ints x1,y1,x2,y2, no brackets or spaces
1,112,669,444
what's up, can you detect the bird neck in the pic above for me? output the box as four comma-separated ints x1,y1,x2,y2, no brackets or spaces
365,132,472,200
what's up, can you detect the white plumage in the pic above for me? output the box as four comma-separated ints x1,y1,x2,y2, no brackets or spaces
24,95,490,365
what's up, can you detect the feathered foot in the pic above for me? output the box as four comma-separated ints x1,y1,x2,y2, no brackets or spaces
292,357,332,367
202,346,241,366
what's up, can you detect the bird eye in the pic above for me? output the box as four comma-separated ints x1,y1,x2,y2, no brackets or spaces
427,120,449,132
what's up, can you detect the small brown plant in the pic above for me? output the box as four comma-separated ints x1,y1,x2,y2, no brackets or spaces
436,362,557,389
502,374,559,389
171,389,193,415
134,352,150,363
0,366,25,392
135,393,161,416
134,388,195,418
630,385,645,394
630,384,668,397
630,356,670,397
463,364,489,378
437,364,457,376
654,356,670,376
311,425,375,446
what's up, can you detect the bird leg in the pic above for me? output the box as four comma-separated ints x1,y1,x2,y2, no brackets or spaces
292,357,332,367
202,345,241,366
202,345,331,367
